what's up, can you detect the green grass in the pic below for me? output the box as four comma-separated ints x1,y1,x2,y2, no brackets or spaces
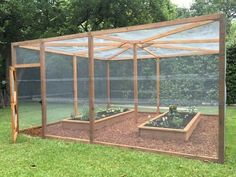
0,107,236,177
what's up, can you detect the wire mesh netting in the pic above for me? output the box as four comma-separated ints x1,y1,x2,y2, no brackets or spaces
13,16,226,161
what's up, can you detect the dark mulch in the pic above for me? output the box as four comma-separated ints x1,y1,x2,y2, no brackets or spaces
22,112,218,158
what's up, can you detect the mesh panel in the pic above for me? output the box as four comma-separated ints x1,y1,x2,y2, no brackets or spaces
45,53,74,124
17,68,41,129
16,48,39,64
160,55,219,114
110,60,134,108
138,59,157,112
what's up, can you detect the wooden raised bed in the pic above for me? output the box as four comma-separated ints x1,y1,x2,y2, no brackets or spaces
138,112,201,141
62,110,134,131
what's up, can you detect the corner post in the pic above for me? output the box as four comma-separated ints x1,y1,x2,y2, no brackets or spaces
133,44,138,124
156,58,160,114
88,34,95,143
218,14,226,163
40,42,47,138
73,55,78,115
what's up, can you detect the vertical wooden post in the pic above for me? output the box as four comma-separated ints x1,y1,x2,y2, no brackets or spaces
133,44,138,124
106,61,111,108
156,58,160,114
40,42,47,138
88,35,95,143
11,44,19,133
218,14,226,163
73,55,78,115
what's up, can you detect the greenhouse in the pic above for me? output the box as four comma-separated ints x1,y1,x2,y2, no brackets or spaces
9,13,226,163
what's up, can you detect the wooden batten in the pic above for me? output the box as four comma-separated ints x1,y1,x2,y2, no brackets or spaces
152,44,219,53
106,61,111,108
14,63,40,68
156,58,160,114
73,55,78,115
218,14,226,164
151,38,219,44
133,44,138,124
40,43,47,138
88,35,95,143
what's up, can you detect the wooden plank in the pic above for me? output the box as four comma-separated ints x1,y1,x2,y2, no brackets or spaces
11,44,16,66
40,42,47,138
151,38,219,44
95,35,128,43
73,55,78,115
106,61,111,108
88,35,95,143
133,44,138,124
108,47,130,60
218,14,226,164
156,58,160,114
152,44,219,53
9,68,16,143
142,20,214,43
14,63,40,68
20,45,106,60
141,46,159,58
93,141,218,162
108,51,219,60
45,42,122,47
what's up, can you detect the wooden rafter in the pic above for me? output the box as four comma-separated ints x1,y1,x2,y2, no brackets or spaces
45,42,122,47
150,38,219,44
107,47,130,60
137,44,159,58
95,35,128,43
151,44,219,53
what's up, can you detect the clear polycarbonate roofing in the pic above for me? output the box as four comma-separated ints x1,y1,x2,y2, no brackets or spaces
21,20,220,60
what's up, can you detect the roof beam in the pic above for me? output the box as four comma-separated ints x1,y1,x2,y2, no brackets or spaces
151,44,219,53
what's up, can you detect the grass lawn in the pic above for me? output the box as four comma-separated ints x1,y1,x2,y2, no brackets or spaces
0,107,236,177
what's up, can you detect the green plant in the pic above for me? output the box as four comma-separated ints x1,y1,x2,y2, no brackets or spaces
187,106,197,115
169,116,183,129
169,105,177,114
81,109,90,121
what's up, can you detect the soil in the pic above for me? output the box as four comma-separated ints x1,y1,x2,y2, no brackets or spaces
22,112,218,158
146,112,197,129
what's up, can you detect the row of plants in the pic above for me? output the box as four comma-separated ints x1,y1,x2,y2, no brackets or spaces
146,105,197,129
71,107,129,121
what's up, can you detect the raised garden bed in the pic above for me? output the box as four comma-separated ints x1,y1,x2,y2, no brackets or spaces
138,109,201,141
62,109,134,131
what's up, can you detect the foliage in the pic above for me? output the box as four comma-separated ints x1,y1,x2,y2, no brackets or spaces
226,44,236,104
0,0,177,81
169,104,177,114
96,107,128,119
227,21,236,46
147,105,197,129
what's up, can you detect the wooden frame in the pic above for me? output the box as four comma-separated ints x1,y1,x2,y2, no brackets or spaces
40,42,47,138
138,112,201,141
88,35,95,143
73,55,78,115
61,110,134,131
106,61,111,108
10,14,225,163
133,44,138,124
156,58,160,114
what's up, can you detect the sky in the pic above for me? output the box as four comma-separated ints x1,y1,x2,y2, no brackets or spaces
170,0,195,9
